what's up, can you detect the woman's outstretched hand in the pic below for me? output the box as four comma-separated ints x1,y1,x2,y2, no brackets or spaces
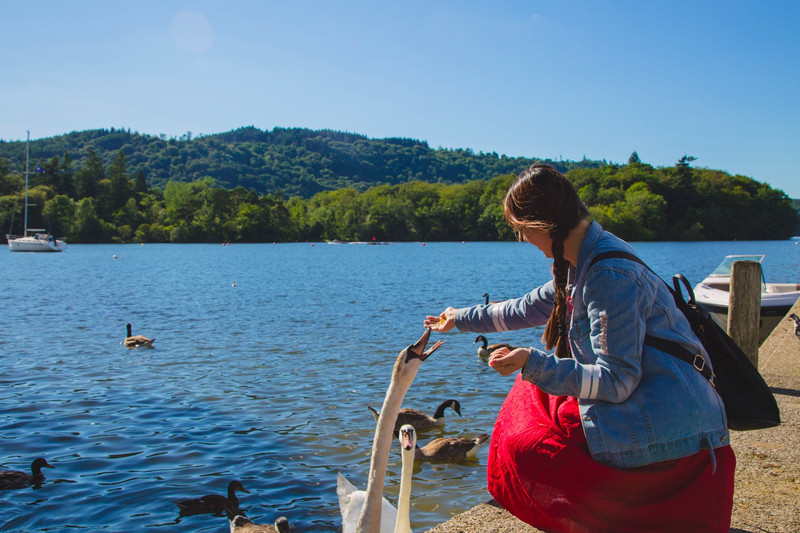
424,307,457,332
488,347,531,376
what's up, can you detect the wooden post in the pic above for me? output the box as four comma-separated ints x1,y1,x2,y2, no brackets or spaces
728,260,762,367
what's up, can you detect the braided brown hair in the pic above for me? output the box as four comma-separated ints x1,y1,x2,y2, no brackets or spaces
503,164,588,357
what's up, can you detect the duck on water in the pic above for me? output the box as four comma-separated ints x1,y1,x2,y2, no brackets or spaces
0,457,54,490
175,479,249,516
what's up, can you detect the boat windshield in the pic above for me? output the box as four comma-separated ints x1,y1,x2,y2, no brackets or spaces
708,255,764,277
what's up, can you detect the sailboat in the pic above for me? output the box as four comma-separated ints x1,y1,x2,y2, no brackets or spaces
5,131,67,252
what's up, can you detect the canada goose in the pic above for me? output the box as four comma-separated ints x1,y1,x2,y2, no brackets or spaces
473,335,516,359
337,423,418,533
124,323,155,348
0,457,54,490
368,399,462,434
338,329,443,533
224,507,290,533
414,433,490,462
176,480,249,516
482,293,502,305
789,313,800,339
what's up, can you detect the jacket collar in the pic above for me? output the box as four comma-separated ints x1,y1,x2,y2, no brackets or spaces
576,220,603,276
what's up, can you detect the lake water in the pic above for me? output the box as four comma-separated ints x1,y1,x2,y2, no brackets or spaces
1,239,797,532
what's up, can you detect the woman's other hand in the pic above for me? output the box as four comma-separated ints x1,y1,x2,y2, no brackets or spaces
488,347,531,376
424,307,457,332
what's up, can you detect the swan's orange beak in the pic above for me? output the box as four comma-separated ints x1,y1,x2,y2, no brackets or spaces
405,328,444,362
400,425,416,450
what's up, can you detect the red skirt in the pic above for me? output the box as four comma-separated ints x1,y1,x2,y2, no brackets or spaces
487,374,735,533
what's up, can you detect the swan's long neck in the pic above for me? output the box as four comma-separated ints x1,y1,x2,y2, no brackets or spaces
356,363,418,533
394,441,415,533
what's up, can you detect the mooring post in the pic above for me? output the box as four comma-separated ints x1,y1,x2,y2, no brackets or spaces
728,260,762,367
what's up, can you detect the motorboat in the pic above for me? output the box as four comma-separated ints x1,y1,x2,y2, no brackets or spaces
5,131,67,252
694,255,799,344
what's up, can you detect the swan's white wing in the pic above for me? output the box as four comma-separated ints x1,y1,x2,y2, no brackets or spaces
336,472,398,533
337,472,358,506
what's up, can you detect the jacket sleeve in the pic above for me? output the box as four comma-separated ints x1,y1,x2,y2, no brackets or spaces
522,264,650,403
454,280,556,333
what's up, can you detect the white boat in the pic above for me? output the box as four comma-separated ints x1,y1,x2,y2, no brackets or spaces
694,254,799,344
7,232,67,252
5,131,67,252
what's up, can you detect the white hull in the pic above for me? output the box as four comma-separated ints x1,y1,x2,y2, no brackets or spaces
694,256,800,345
7,234,67,252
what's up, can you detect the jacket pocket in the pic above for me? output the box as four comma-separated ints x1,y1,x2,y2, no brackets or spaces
570,313,590,342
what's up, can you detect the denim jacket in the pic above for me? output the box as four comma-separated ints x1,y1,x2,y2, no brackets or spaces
455,221,729,469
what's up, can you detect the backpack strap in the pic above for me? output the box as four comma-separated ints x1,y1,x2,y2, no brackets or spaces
586,251,716,386
587,250,647,270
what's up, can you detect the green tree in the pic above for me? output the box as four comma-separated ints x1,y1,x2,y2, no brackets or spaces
42,195,76,239
108,150,132,213
72,197,105,242
135,169,148,194
59,152,75,197
75,148,104,199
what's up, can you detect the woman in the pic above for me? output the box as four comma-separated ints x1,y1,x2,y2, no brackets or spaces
424,164,735,532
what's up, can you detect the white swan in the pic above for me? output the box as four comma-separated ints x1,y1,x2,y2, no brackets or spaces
394,424,417,533
337,329,442,533
336,424,418,533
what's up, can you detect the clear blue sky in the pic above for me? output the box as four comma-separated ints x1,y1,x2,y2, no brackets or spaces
2,1,798,197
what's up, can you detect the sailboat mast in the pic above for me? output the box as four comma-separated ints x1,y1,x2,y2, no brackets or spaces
23,130,29,236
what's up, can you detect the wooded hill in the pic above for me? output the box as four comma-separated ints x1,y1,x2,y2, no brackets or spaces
0,127,600,198
0,127,797,244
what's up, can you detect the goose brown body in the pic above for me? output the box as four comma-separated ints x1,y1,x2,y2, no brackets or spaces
369,399,461,434
225,507,290,533
473,335,516,359
125,323,155,348
0,457,54,490
414,433,490,462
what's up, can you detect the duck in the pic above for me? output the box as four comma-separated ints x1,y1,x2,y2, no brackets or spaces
414,433,490,462
337,329,443,533
176,480,249,516
473,335,516,359
0,457,54,490
368,399,461,434
337,423,419,533
224,507,290,533
788,313,800,339
124,323,155,348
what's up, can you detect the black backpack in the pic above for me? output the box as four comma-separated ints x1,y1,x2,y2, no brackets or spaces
588,251,781,431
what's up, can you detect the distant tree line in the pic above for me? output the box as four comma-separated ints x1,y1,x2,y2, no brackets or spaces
0,129,797,244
